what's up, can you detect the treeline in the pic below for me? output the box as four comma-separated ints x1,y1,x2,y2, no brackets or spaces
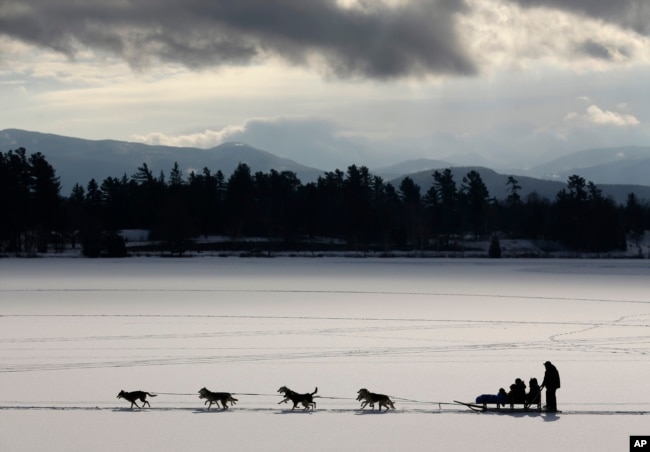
1,147,649,257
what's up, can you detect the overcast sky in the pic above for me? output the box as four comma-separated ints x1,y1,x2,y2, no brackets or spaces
1,0,649,170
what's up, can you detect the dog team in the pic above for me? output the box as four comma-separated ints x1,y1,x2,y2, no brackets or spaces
117,387,395,411
117,362,561,412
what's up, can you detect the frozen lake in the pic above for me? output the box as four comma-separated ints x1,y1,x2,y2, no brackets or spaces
1,257,649,451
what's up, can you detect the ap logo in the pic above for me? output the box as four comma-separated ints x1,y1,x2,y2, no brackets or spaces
631,436,650,450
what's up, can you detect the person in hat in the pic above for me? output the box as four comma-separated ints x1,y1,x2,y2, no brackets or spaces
541,361,560,412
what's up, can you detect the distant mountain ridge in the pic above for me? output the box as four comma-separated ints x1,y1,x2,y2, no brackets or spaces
392,166,650,205
1,129,649,204
372,158,454,180
0,129,325,194
525,145,650,181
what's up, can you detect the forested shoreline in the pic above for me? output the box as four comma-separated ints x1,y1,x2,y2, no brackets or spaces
1,147,649,257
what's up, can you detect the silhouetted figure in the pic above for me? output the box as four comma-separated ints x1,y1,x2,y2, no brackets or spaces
513,378,527,404
475,388,507,409
542,361,561,412
527,377,541,409
506,383,516,405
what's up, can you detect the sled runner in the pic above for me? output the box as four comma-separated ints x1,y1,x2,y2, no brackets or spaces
453,400,558,413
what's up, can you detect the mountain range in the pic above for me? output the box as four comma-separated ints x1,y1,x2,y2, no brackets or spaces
1,128,649,204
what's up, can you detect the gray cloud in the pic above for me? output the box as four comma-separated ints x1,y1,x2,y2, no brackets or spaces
0,0,476,78
577,40,616,60
205,117,378,170
507,0,650,34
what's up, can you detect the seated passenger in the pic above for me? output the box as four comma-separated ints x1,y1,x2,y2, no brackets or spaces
527,377,541,408
513,378,527,404
507,383,517,405
476,388,508,408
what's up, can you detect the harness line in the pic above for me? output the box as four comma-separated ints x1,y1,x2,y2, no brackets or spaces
152,391,454,409
151,392,195,396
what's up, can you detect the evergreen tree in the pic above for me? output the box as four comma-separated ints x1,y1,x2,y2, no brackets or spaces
0,149,31,251
225,163,255,239
624,193,646,247
343,165,373,249
64,183,86,249
80,179,104,257
169,162,184,188
503,176,523,237
315,170,346,239
187,167,225,237
28,152,62,252
399,176,423,250
552,176,622,252
489,234,502,258
460,170,491,238
432,169,460,236
506,176,522,205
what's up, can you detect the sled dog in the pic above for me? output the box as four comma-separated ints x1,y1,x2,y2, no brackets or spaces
198,387,238,410
117,390,157,409
356,388,395,411
277,386,318,410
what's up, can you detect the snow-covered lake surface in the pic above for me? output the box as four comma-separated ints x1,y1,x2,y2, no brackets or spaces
1,257,649,451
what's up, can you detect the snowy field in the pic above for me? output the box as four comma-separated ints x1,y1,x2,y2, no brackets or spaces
1,257,649,451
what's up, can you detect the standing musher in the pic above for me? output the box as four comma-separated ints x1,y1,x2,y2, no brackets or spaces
541,361,560,412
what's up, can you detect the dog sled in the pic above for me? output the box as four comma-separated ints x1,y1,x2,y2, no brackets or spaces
454,379,554,413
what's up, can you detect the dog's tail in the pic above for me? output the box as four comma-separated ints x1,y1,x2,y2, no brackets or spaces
146,393,157,397
311,387,318,396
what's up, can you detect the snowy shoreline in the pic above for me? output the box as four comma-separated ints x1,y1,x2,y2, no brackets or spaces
4,231,650,259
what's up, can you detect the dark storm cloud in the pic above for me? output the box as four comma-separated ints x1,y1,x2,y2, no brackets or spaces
0,0,477,78
507,0,650,34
